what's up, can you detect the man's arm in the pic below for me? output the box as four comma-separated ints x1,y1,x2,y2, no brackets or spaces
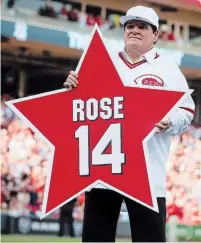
165,106,194,136
163,58,195,136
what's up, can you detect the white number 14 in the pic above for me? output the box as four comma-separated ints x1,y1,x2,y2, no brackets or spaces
75,124,125,176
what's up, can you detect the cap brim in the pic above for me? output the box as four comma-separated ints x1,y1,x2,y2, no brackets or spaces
119,15,158,29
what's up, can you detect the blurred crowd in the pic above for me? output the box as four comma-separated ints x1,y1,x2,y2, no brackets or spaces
1,94,201,225
4,0,183,43
37,0,123,31
158,24,187,44
4,0,119,30
1,94,49,218
166,127,201,225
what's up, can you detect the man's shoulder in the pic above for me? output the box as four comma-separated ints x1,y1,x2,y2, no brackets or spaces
154,52,187,86
154,52,177,66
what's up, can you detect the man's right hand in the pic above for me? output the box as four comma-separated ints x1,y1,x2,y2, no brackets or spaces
63,71,78,89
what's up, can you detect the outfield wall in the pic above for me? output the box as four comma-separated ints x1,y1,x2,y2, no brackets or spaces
1,213,201,241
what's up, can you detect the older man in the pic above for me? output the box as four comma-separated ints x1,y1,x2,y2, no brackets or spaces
63,6,194,242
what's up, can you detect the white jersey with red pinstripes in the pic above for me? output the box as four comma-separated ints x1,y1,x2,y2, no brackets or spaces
90,47,195,197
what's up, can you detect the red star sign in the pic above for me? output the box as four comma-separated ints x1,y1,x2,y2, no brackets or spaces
6,25,192,219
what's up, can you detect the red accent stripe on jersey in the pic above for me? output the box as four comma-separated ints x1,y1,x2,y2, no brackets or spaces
179,107,194,115
119,52,147,69
119,52,160,69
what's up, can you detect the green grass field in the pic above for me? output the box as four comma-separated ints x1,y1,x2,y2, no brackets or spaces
1,235,81,242
1,235,131,242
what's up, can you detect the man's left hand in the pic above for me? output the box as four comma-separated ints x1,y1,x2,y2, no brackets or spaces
155,119,171,133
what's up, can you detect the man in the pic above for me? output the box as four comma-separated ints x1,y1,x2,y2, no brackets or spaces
63,6,195,242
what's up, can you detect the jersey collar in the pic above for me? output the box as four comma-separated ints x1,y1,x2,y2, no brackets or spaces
121,47,158,64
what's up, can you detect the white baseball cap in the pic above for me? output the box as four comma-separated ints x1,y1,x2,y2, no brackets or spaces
119,6,159,30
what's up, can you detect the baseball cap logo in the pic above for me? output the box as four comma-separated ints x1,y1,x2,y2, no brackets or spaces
134,74,164,87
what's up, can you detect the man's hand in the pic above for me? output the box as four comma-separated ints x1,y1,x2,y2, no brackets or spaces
63,71,78,89
155,119,171,133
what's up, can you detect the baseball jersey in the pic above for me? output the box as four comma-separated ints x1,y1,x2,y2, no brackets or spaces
89,47,195,197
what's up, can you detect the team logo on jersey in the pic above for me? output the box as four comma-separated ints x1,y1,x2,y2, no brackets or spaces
134,74,164,87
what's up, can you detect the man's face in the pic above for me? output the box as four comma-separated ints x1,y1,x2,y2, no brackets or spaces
124,20,159,53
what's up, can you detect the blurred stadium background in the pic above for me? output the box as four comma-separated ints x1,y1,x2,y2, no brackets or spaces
1,0,201,242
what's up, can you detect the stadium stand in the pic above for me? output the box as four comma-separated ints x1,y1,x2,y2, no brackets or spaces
1,0,201,240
